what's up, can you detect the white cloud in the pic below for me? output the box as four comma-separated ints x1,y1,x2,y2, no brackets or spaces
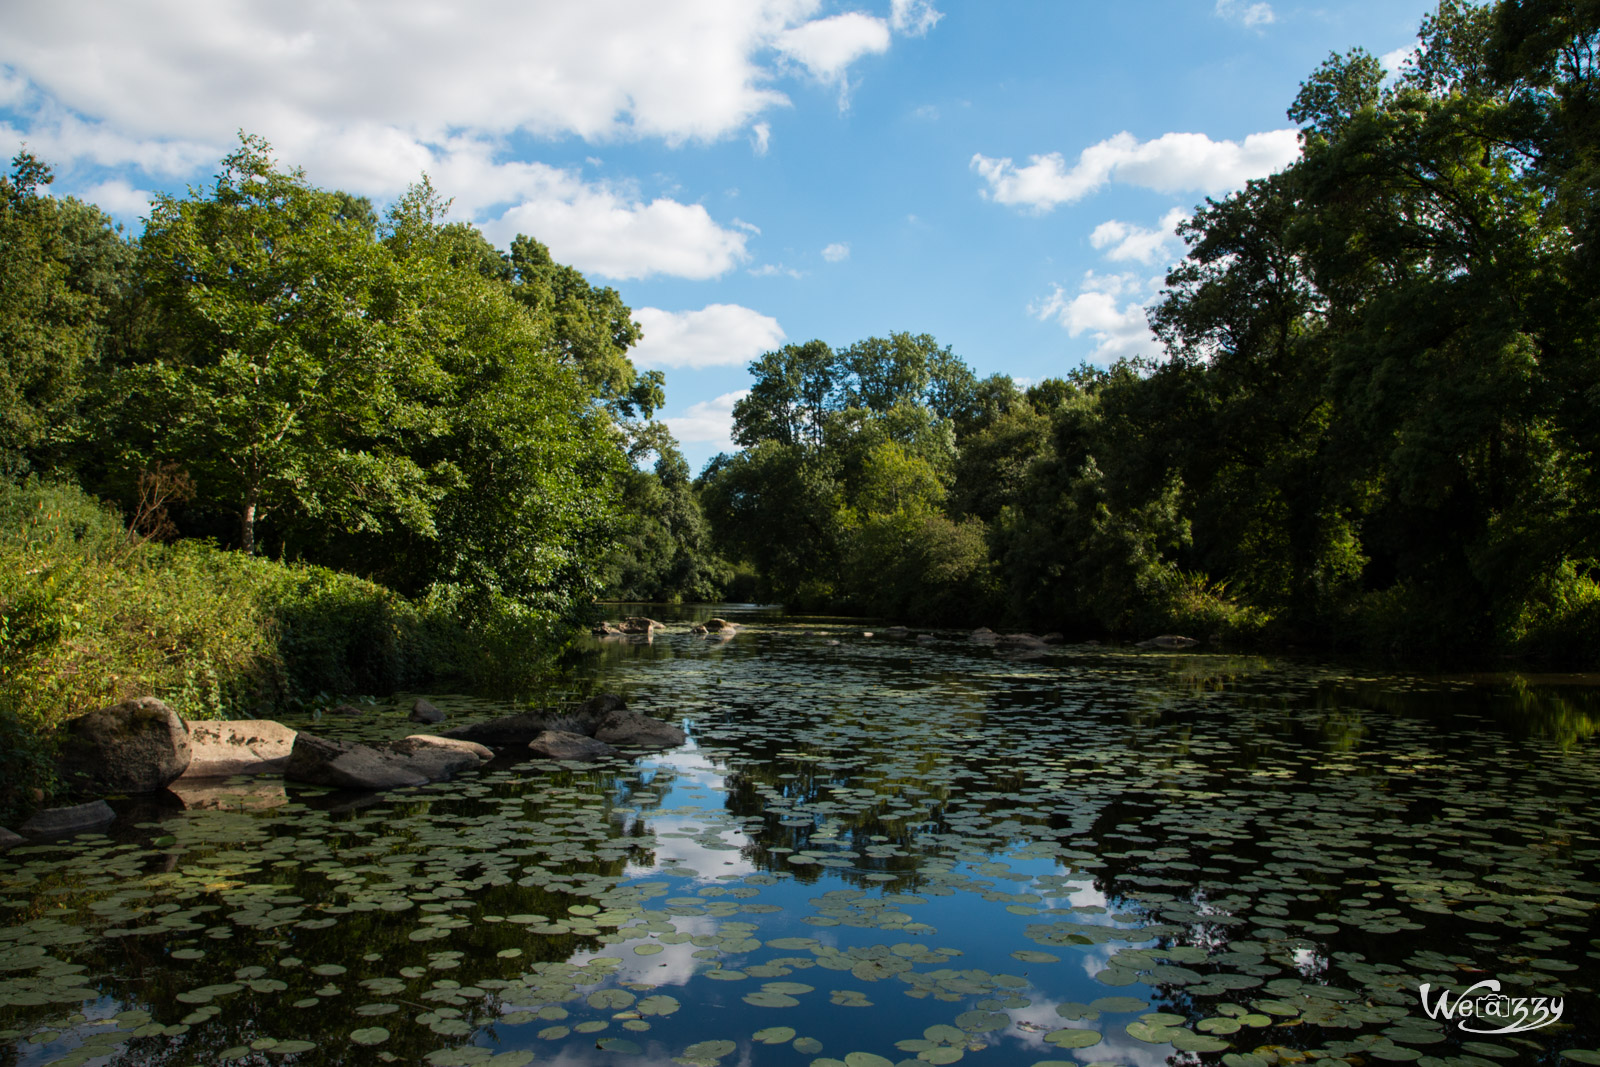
1031,271,1164,364
1089,207,1187,265
0,1,903,148
821,241,850,262
1381,44,1418,76
631,305,785,370
891,0,943,36
751,121,772,156
750,263,804,278
664,390,751,452
972,128,1300,212
79,178,152,218
1215,0,1276,29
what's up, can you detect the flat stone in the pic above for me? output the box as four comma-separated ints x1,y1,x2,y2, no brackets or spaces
170,780,289,811
19,800,116,837
285,735,428,790
593,709,686,748
528,730,618,760
182,719,297,779
0,827,23,851
57,697,191,794
388,735,493,779
443,712,553,746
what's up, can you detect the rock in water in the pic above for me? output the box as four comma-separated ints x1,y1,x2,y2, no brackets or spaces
574,693,626,717
442,712,553,746
57,697,191,794
0,827,24,851
410,698,445,724
182,720,297,779
528,730,619,760
702,617,736,633
1136,634,1200,649
284,734,490,791
593,709,686,748
19,801,116,837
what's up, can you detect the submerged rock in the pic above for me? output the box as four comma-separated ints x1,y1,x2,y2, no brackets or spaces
0,827,23,851
182,719,297,779
19,800,116,837
528,730,618,760
409,698,446,724
57,697,191,794
619,616,664,635
593,709,686,748
329,703,367,716
702,617,736,633
443,712,555,746
170,780,289,811
575,693,628,718
1137,634,1201,649
285,732,491,791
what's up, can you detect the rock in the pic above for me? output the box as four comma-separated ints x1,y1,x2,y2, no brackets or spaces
702,617,736,633
1040,632,1065,644
884,626,911,637
916,633,936,644
998,632,1048,648
591,622,622,636
170,780,289,811
56,697,191,794
386,735,493,780
329,703,367,716
1136,634,1201,649
593,709,686,748
182,719,297,779
619,616,664,635
286,734,428,790
442,712,554,746
0,827,23,851
410,698,446,724
575,693,627,718
285,733,490,791
828,639,841,646
528,730,619,760
691,624,707,635
19,800,116,837
861,631,874,638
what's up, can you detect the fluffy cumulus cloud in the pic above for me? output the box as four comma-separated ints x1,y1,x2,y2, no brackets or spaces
1215,0,1275,29
0,1,937,274
78,178,153,218
1031,271,1164,364
1089,207,1187,265
972,128,1299,212
664,390,751,453
821,241,850,262
630,305,785,369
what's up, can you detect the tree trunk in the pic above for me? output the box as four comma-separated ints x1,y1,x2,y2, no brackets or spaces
241,491,257,555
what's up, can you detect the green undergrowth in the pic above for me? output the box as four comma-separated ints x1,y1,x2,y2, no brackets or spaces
0,480,574,824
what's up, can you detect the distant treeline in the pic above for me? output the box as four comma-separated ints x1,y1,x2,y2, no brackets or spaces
698,0,1600,663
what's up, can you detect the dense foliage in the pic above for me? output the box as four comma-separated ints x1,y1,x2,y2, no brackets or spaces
701,0,1600,662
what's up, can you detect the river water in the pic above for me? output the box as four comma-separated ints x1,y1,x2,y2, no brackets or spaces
2,605,1597,1067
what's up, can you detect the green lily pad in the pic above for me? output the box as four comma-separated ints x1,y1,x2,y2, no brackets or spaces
351,1027,389,1046
1042,1028,1101,1049
754,1026,797,1043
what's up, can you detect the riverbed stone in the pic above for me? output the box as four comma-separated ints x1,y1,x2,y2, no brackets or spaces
0,827,23,851
19,800,116,837
619,616,664,634
702,617,736,633
528,730,619,760
182,719,297,779
286,735,428,790
443,712,553,746
410,698,446,724
170,780,289,811
57,697,191,794
389,735,493,778
593,709,686,748
1137,634,1201,649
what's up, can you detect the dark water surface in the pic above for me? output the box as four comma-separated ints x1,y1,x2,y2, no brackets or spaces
4,605,1598,1067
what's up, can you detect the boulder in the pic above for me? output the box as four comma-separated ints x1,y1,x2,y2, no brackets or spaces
182,719,297,779
528,730,618,760
19,800,116,837
884,626,911,637
329,703,367,716
56,697,191,794
691,624,707,634
591,622,622,636
593,709,686,748
285,733,489,791
1040,632,1065,644
409,698,446,724
0,827,23,851
916,633,936,644
1136,634,1201,649
998,632,1048,648
575,693,627,718
443,712,553,746
702,617,736,633
619,616,664,635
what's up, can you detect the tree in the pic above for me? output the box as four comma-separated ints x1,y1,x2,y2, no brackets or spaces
128,135,439,555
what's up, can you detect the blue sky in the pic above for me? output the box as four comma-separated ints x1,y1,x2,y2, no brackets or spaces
0,0,1440,471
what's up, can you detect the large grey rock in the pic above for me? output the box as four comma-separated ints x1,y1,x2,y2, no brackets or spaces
1136,634,1201,649
182,719,297,779
409,699,445,724
528,730,618,761
443,712,553,746
0,827,24,851
593,709,686,748
285,732,492,791
57,697,191,794
19,801,116,837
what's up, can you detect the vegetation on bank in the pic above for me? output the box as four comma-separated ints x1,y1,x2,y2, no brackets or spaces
697,0,1600,664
